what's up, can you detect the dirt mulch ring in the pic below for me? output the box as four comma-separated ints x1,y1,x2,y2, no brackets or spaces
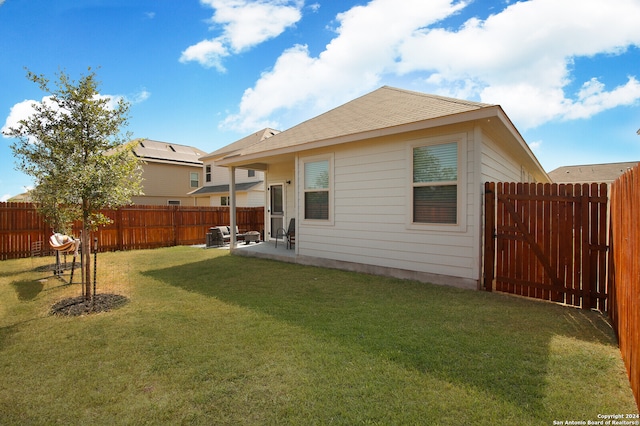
50,294,129,316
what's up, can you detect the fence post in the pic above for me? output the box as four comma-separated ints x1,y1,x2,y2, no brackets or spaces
117,208,123,251
581,186,591,310
483,182,495,292
172,205,179,246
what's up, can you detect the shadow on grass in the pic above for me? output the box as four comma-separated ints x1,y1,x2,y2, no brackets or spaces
11,279,44,301
143,255,617,414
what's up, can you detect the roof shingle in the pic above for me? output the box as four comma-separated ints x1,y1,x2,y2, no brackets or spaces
548,162,639,183
133,139,207,165
227,86,492,158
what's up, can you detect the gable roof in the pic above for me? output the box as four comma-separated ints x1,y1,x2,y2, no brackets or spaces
133,139,207,166
201,128,280,162
215,85,548,182
221,86,492,160
548,161,639,184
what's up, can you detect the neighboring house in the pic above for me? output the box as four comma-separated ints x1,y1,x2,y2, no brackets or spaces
130,139,207,206
548,161,639,184
5,192,33,203
189,128,280,207
215,86,550,289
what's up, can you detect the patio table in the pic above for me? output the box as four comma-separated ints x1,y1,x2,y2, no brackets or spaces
244,231,260,244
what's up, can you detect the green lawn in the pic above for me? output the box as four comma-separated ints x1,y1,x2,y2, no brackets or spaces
0,246,637,425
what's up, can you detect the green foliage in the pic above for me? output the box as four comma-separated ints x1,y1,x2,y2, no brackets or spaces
4,68,143,232
3,68,143,297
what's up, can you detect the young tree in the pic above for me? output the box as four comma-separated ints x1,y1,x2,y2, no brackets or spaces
4,68,143,299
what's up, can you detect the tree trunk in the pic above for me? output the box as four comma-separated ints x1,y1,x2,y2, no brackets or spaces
81,197,92,300
82,224,92,300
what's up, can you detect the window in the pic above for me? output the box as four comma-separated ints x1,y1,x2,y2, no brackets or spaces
248,169,255,178
304,159,330,220
221,196,228,206
412,142,458,224
190,172,199,188
205,165,211,183
168,200,181,206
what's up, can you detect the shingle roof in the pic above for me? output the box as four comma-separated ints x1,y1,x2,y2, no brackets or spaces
548,162,639,184
203,128,280,161
133,139,207,165
188,181,263,195
226,86,492,158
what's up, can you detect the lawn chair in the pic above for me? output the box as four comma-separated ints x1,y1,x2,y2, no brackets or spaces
275,218,295,249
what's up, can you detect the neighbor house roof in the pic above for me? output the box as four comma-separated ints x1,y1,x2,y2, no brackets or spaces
548,162,639,184
188,181,263,196
220,86,492,159
133,139,207,166
201,128,280,162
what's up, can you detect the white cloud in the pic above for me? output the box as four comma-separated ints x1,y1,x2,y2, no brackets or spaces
2,99,40,137
180,0,303,70
1,194,10,202
528,140,542,153
398,0,640,128
130,89,151,104
223,0,466,131
2,92,141,139
221,0,640,132
180,39,229,72
563,77,640,120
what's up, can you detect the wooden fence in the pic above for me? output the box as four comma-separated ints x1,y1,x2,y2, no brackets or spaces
484,182,609,311
609,165,640,409
0,203,264,260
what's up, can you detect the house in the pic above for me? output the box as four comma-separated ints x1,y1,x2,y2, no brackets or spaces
215,86,550,289
5,192,33,203
548,161,639,184
189,128,280,207
130,139,207,206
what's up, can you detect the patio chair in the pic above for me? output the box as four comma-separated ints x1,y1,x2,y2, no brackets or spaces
275,218,295,249
209,226,247,247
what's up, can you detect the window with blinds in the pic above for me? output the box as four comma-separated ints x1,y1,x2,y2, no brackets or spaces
412,142,458,224
304,160,329,220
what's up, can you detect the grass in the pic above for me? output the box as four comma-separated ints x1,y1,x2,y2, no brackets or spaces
0,246,637,425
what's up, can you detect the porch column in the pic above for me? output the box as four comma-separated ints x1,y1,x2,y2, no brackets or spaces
229,166,237,249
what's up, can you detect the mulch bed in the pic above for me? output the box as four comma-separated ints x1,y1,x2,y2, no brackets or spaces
50,294,129,316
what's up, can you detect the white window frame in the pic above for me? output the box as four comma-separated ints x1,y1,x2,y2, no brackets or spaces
300,153,334,225
205,164,212,183
168,200,181,206
190,172,199,188
406,133,467,232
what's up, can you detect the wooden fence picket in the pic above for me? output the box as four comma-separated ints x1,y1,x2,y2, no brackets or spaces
609,165,640,409
484,182,609,311
0,203,264,260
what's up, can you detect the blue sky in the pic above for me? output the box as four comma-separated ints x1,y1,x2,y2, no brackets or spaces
2,0,640,201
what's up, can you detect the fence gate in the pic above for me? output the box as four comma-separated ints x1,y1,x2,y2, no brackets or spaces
483,182,609,311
